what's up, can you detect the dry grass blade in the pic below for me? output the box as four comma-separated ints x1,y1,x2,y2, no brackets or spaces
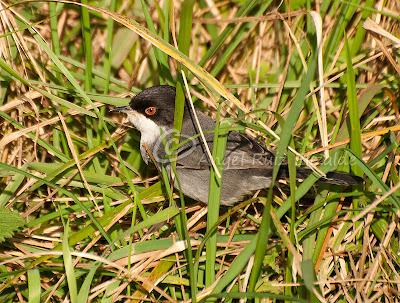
310,11,329,160
57,112,101,213
181,70,221,179
352,181,400,222
363,18,400,47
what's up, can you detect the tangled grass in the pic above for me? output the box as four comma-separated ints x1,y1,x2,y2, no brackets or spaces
0,0,399,302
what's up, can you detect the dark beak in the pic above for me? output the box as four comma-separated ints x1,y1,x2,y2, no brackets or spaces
109,106,131,113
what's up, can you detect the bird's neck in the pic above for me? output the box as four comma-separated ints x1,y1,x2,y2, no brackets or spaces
127,112,163,164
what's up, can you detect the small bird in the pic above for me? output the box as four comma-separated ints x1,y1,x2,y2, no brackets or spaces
112,85,362,206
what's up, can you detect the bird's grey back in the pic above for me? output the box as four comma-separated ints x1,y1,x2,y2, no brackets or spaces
155,108,275,205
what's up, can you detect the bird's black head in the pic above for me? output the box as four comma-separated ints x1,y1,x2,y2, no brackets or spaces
116,85,177,129
111,85,181,163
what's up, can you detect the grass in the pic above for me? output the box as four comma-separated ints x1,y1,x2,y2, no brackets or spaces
0,0,399,302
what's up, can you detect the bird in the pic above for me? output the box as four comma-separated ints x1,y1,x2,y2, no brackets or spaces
111,85,362,206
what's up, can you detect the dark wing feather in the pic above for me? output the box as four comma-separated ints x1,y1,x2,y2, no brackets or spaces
159,108,275,170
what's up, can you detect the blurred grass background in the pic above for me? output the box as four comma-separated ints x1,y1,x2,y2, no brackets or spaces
0,0,399,302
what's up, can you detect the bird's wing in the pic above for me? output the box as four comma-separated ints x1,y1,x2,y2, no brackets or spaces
156,109,274,170
223,132,275,169
175,130,275,170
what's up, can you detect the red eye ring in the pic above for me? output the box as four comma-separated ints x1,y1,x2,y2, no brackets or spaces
145,106,157,116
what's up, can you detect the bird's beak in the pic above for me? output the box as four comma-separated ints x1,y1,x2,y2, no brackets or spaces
110,106,131,113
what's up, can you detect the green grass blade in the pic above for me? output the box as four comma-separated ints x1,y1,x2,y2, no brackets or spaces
324,0,358,68
205,111,228,287
285,142,297,298
139,0,171,83
248,48,318,292
210,236,257,296
174,1,197,300
0,163,114,247
27,269,41,303
0,58,96,117
344,33,362,176
81,0,93,92
0,166,26,207
344,149,400,209
102,0,117,94
62,222,78,303
77,264,99,303
209,1,272,77
301,259,317,297
198,0,259,66
0,111,70,162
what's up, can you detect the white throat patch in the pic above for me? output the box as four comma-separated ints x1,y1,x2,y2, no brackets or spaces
126,110,162,163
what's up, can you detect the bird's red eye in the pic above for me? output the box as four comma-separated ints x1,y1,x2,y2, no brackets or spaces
145,106,157,116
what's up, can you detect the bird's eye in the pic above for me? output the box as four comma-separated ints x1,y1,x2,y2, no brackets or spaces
145,106,157,116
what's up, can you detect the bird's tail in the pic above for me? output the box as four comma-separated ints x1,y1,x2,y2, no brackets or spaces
279,165,363,187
